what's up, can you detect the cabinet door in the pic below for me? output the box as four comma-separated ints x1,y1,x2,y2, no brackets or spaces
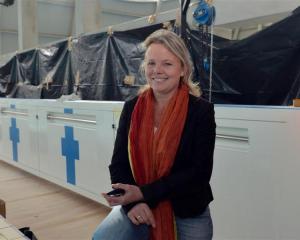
212,108,300,239
0,103,39,171
38,106,114,204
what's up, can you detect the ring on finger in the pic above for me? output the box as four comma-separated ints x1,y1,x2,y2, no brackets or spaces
136,215,142,221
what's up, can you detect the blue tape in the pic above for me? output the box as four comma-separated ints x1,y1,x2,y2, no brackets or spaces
61,126,79,185
9,118,20,161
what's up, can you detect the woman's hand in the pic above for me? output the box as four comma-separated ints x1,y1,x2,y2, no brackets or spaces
102,183,144,206
127,203,156,228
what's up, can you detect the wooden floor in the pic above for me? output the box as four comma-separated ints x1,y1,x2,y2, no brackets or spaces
0,160,110,240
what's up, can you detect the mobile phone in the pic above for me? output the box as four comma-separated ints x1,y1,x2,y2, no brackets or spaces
106,188,125,197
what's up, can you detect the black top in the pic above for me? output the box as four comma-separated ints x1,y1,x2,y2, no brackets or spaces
109,94,216,218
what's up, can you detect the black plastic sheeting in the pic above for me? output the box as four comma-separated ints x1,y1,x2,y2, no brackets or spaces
71,24,164,100
0,41,73,99
0,7,300,105
200,6,300,105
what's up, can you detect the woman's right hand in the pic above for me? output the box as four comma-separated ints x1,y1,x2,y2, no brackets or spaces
127,203,156,228
102,183,144,206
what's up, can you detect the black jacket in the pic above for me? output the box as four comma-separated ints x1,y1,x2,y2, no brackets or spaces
109,94,216,218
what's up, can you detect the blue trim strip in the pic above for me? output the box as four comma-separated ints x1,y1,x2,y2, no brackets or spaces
64,108,73,114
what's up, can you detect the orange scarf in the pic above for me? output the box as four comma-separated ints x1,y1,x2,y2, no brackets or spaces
128,84,189,240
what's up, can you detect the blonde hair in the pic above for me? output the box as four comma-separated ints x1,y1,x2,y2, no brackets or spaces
139,29,201,97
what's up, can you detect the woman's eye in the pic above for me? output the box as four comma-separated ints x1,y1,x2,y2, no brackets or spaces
147,62,155,66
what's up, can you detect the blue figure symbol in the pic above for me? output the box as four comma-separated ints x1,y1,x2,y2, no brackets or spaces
61,126,79,185
9,118,20,162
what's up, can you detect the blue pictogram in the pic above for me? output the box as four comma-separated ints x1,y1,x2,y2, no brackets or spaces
61,108,79,185
9,118,20,162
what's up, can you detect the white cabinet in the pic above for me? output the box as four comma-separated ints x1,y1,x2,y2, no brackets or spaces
0,101,39,172
212,106,300,239
38,105,117,204
1,99,300,239
0,99,123,205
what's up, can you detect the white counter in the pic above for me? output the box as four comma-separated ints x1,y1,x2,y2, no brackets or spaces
0,98,299,239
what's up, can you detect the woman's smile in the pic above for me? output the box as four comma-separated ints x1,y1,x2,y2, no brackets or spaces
151,77,168,82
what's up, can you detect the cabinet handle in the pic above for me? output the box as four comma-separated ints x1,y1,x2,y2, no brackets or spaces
1,110,28,116
216,134,248,142
47,114,96,125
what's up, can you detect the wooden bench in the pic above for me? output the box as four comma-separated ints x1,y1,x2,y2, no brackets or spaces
0,215,30,240
0,199,5,218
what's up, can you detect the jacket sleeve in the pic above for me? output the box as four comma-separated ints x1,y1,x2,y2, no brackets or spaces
108,100,143,213
140,102,216,208
109,101,135,185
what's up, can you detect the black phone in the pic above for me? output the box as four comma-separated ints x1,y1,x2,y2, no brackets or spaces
106,188,125,197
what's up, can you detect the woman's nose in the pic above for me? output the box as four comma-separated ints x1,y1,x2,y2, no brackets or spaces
153,64,163,74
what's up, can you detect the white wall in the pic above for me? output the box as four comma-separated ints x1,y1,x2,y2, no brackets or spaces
37,0,74,37
0,0,73,55
1,32,18,55
0,0,299,55
214,0,300,25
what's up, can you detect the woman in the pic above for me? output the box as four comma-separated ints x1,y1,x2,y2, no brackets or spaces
93,29,216,240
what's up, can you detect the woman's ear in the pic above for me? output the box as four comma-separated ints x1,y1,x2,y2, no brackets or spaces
180,66,186,77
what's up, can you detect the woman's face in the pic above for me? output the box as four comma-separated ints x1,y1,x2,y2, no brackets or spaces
144,43,184,98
